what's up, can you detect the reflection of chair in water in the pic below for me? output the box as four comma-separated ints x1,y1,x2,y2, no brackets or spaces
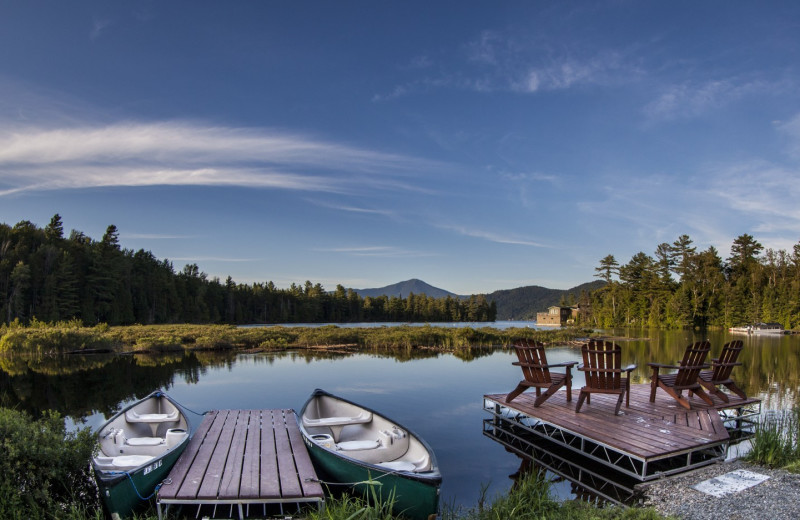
505,339,577,406
697,340,747,403
648,341,713,409
575,340,636,415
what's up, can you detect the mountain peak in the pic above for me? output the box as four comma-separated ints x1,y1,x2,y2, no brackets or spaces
353,279,458,299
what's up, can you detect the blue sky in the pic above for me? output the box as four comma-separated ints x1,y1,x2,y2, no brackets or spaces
2,1,799,295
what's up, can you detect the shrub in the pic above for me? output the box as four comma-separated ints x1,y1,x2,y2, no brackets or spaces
0,408,98,519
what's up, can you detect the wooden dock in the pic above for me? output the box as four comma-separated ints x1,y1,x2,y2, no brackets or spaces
157,409,324,520
484,383,760,481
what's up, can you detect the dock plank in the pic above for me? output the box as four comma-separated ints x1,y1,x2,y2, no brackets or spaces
219,409,250,498
175,409,230,499
259,410,281,498
158,408,324,517
158,410,217,500
286,413,325,498
197,409,240,499
239,409,262,499
275,410,303,498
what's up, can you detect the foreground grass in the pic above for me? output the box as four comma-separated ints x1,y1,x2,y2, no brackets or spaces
0,319,587,355
745,406,800,472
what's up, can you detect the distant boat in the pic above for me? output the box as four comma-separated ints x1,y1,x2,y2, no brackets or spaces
298,389,441,520
729,322,785,335
92,391,190,519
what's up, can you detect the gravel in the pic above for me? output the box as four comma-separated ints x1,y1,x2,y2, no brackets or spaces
640,459,800,520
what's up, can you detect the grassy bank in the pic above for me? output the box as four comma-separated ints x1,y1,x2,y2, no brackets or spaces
0,320,587,355
0,406,667,519
745,406,800,472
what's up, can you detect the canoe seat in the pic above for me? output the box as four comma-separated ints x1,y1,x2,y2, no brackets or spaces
112,430,168,456
126,436,165,447
93,454,154,471
377,460,417,472
112,455,154,469
125,410,179,423
302,411,372,428
337,439,380,451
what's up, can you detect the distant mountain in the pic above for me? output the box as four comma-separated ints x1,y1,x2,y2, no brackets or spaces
352,279,459,299
352,278,606,320
486,281,606,320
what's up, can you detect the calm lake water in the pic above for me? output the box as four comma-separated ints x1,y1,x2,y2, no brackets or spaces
1,326,798,509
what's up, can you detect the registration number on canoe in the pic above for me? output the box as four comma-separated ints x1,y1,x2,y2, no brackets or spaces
143,460,162,475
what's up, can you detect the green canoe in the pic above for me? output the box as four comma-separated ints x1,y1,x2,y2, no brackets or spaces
92,391,191,519
299,389,442,520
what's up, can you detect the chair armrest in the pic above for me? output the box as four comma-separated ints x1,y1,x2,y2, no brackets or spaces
647,362,679,369
623,364,637,371
578,367,628,373
548,361,578,368
513,361,576,369
712,361,742,367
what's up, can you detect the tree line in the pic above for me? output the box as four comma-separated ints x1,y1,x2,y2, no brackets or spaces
0,216,496,326
584,233,800,329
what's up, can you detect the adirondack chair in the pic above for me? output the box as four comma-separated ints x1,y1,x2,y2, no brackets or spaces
505,339,577,406
575,340,637,415
696,340,747,403
648,341,713,409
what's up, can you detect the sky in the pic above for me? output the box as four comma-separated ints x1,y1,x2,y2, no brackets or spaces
1,1,800,295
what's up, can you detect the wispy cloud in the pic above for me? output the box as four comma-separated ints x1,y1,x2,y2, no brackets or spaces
306,199,397,218
778,112,800,160
169,256,258,262
375,29,636,100
643,78,783,121
314,246,437,258
122,233,198,240
442,224,551,247
706,160,800,230
0,121,444,197
90,17,113,41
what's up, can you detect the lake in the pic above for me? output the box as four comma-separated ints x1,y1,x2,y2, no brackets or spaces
1,326,797,509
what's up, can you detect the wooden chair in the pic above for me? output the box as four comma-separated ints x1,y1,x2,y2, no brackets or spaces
575,340,636,415
648,341,713,410
505,339,577,406
697,340,747,403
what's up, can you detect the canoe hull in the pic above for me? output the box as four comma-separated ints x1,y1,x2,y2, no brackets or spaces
92,391,191,519
304,439,440,520
299,389,441,520
95,441,186,519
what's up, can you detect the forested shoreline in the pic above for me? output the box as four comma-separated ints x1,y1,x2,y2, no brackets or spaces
0,216,496,326
585,234,800,329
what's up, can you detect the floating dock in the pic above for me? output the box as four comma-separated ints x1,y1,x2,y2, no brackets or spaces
484,383,760,483
157,409,324,520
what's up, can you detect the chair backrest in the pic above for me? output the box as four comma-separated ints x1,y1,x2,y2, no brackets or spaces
711,340,744,381
513,340,552,384
582,340,622,390
675,341,711,387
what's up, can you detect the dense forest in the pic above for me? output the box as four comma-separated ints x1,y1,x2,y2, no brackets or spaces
0,216,496,326
584,233,800,329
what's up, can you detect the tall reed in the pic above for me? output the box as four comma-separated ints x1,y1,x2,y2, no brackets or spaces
745,407,800,468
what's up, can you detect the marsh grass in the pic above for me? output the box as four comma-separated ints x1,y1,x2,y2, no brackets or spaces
745,407,800,468
1,321,586,355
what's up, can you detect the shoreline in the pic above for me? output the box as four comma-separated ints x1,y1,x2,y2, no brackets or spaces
641,459,800,519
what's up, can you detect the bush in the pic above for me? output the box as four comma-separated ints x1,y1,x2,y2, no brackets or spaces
0,408,98,519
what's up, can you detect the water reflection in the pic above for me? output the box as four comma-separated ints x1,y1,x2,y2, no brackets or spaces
0,330,798,508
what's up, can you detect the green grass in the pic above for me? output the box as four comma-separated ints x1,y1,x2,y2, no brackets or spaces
745,406,800,469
